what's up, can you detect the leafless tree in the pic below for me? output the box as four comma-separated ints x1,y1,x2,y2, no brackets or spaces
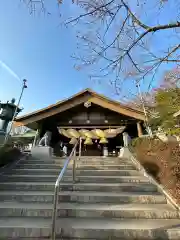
22,0,180,93
11,124,29,136
126,67,180,121
162,66,180,88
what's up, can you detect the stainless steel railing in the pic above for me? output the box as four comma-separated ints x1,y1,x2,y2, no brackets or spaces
51,137,82,240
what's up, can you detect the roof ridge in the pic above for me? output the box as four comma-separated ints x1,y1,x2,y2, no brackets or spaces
15,88,144,122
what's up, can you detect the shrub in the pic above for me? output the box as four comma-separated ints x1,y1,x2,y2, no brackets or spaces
166,127,180,136
0,143,21,168
133,137,180,203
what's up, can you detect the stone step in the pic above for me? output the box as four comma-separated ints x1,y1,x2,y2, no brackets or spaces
0,217,180,239
15,163,66,169
7,169,141,176
28,156,129,161
79,158,132,164
76,157,128,160
20,158,131,165
76,175,149,183
0,190,167,204
77,160,133,165
15,163,136,170
0,182,158,192
0,202,178,219
77,164,137,170
0,174,149,183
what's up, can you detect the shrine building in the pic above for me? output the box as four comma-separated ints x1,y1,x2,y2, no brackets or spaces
14,89,145,156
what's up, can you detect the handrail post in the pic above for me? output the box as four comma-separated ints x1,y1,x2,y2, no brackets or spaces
73,147,76,183
79,137,82,160
51,140,79,240
51,183,59,240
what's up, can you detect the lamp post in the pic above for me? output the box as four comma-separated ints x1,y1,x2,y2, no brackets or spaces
4,79,27,145
136,81,153,137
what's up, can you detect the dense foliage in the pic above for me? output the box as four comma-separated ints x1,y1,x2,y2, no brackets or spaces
133,137,180,204
155,88,180,128
125,67,180,133
0,143,21,168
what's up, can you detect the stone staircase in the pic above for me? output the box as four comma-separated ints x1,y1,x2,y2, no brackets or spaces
0,155,180,239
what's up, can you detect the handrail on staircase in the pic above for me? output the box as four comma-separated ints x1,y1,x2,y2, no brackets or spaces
51,137,82,240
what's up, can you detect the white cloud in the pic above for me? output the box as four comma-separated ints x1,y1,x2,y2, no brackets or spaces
0,60,20,82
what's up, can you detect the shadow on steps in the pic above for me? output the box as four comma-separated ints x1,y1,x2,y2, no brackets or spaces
142,162,160,183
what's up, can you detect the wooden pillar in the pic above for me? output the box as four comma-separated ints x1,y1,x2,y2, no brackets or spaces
33,129,39,147
137,121,143,137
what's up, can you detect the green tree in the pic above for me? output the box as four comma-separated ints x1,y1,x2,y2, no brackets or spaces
150,88,180,130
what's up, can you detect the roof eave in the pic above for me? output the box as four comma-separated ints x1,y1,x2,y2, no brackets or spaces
15,89,145,123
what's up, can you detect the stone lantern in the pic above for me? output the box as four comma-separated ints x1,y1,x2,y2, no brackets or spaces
0,98,22,143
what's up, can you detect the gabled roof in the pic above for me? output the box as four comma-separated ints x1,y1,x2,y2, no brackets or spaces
15,88,145,127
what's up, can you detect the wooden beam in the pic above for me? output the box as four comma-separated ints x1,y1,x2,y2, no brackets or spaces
137,122,143,137
58,126,126,129
15,95,90,126
15,92,145,128
89,97,145,121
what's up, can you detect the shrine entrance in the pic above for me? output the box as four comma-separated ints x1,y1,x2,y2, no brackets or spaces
58,127,126,157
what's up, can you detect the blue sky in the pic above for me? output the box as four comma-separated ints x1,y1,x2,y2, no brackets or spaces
0,0,178,116
0,0,113,115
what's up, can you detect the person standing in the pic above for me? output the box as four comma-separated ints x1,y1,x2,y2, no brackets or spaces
123,132,131,147
63,144,67,156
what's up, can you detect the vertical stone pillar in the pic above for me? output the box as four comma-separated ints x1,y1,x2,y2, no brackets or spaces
137,122,143,137
33,129,39,147
123,132,128,147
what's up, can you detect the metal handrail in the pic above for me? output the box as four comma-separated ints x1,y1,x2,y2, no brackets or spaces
51,138,82,240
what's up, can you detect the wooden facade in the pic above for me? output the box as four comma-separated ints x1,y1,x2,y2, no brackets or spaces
15,89,144,124
14,89,145,153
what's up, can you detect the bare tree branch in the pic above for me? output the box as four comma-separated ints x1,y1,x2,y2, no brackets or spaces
66,0,115,24
21,0,180,96
122,22,180,61
121,0,150,30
